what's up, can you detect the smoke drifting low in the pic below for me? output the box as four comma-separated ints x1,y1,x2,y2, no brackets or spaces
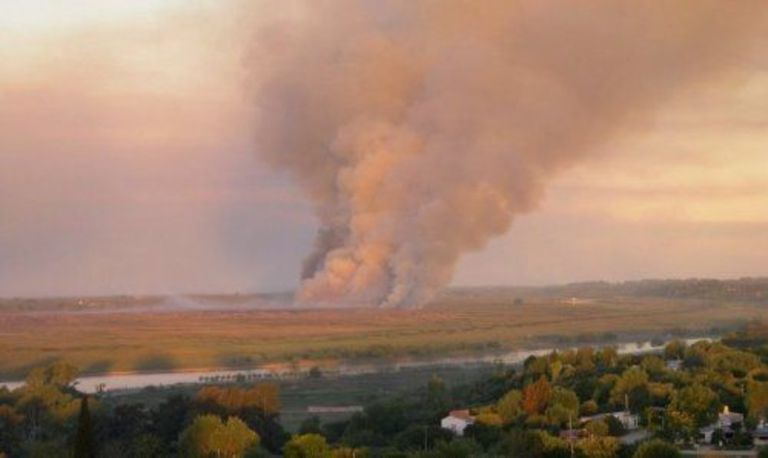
251,1,767,308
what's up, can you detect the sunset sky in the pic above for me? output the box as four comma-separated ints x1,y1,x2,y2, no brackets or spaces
1,0,767,297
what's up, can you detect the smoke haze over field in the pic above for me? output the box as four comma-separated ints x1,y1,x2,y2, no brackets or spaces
251,1,768,307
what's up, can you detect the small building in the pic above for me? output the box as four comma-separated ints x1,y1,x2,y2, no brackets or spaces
441,410,475,436
698,406,745,444
699,425,717,444
666,359,683,371
559,428,587,442
753,420,768,446
580,411,640,431
718,405,744,430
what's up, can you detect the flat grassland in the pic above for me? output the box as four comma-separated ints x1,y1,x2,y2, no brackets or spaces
1,286,766,379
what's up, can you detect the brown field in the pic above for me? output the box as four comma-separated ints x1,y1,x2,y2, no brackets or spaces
1,290,766,379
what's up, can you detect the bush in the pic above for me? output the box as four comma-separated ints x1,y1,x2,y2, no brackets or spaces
632,439,680,458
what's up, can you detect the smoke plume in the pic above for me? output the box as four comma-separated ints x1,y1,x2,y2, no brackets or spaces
250,0,767,307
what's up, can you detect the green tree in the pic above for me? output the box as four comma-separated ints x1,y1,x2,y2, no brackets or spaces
668,384,719,428
610,367,649,409
585,419,609,437
298,416,322,435
180,414,259,458
497,389,523,424
283,434,332,458
632,439,680,458
433,438,482,458
664,341,687,360
747,382,768,420
73,396,95,458
577,436,619,458
546,387,580,426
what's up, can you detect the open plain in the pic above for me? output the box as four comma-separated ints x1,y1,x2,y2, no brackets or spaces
2,282,766,380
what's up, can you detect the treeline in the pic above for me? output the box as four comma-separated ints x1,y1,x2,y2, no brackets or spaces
550,277,768,302
0,366,288,457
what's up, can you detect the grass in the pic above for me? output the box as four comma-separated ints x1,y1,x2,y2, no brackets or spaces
0,290,764,380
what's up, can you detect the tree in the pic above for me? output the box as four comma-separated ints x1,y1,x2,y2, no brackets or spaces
151,393,192,444
196,384,281,418
597,347,619,369
585,419,609,437
179,414,259,458
26,362,79,389
632,439,680,458
603,415,626,437
298,416,322,435
0,405,23,455
523,376,552,415
668,384,719,428
74,396,95,458
546,387,580,426
283,434,332,458
497,389,523,424
433,438,482,458
610,367,649,410
664,341,687,360
577,436,619,458
747,381,768,420
216,417,260,458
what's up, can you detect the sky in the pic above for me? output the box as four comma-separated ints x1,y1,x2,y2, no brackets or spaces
1,0,767,297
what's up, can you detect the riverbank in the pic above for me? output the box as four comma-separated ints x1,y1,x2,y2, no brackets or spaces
0,336,710,394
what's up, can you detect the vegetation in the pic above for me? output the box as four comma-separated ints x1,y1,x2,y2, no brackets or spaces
1,287,763,378
10,319,768,456
73,396,95,458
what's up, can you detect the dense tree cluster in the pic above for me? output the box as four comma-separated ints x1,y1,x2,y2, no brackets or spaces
284,333,768,457
0,368,287,457
6,328,768,456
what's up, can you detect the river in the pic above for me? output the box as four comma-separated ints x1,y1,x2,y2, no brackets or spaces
0,337,709,393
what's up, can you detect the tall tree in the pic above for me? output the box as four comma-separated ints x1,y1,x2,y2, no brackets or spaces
73,396,95,458
522,376,552,416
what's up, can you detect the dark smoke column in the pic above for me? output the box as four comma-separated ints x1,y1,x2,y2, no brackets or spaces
250,0,767,308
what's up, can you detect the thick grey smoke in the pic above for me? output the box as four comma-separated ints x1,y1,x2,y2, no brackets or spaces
250,0,767,308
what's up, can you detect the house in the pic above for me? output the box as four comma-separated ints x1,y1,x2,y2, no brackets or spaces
718,405,744,430
666,359,683,371
698,406,745,444
753,420,768,446
559,428,587,442
441,410,475,436
580,411,640,431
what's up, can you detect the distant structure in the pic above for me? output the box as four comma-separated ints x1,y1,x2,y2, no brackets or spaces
754,420,768,446
580,411,640,431
441,409,475,436
307,406,364,414
699,405,744,443
666,359,683,371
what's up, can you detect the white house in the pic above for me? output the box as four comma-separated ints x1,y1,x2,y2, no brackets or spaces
441,409,475,436
753,420,768,446
612,410,640,430
666,359,683,371
718,405,744,429
698,406,745,444
580,411,640,431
